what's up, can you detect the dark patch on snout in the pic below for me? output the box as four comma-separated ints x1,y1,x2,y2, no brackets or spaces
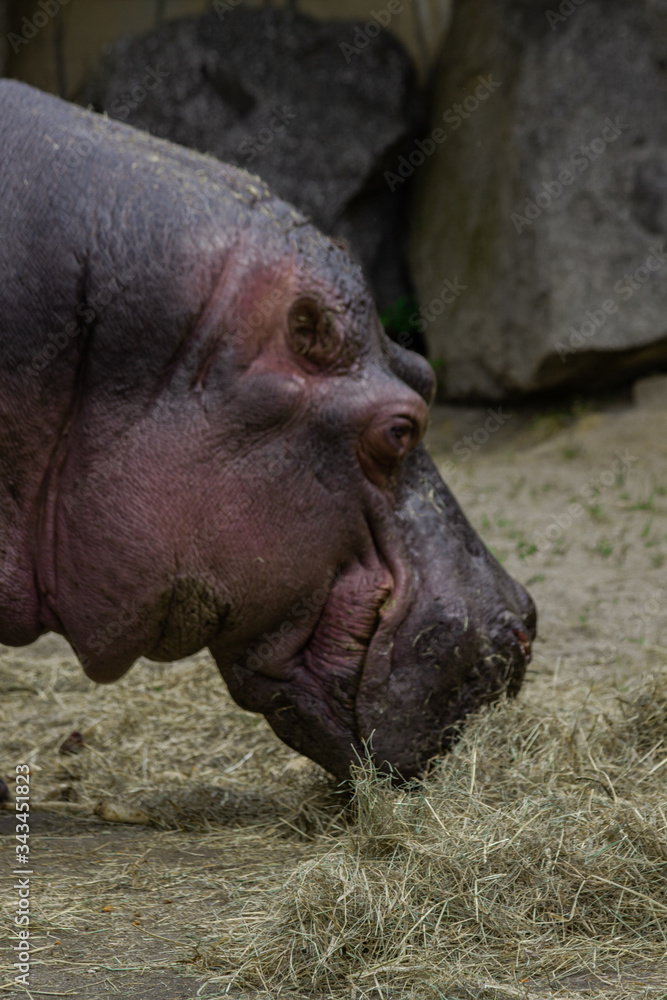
411,614,479,684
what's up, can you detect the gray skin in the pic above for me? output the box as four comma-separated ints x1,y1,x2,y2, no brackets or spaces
0,82,536,781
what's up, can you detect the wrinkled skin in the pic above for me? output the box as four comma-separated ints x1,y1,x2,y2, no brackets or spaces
0,82,536,780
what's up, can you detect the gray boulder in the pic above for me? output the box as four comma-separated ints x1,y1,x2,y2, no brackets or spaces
80,7,422,316
410,0,667,400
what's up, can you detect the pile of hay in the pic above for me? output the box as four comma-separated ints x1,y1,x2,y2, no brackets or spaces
203,671,667,999
0,642,333,830
2,638,667,998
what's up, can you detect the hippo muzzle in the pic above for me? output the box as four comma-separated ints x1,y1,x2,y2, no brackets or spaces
233,442,536,782
355,446,536,779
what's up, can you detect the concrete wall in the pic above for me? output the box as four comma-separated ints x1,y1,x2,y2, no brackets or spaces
5,0,451,98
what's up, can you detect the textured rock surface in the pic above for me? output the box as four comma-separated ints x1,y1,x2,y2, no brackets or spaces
410,0,667,400
80,7,422,315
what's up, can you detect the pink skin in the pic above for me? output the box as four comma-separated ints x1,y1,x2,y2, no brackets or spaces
38,258,428,678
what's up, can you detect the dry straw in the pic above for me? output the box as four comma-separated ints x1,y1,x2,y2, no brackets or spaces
1,643,667,998
207,671,667,999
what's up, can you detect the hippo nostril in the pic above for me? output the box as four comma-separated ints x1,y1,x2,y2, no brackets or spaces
491,611,534,665
513,628,532,659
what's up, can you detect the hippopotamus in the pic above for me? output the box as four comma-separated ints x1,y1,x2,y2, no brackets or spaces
0,81,536,780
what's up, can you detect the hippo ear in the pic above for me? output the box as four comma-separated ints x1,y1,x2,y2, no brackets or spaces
287,297,341,366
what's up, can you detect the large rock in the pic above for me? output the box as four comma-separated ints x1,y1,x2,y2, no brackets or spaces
80,7,422,317
410,0,667,400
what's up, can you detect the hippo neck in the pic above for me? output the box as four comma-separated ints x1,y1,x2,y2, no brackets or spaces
0,81,304,648
0,297,93,645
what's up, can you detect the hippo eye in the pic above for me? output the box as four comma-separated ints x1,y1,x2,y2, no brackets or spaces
287,297,342,367
379,417,419,465
388,418,415,453
359,415,420,487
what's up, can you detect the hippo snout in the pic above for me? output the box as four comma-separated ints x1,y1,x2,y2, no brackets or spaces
352,446,538,780
354,598,536,781
411,604,533,675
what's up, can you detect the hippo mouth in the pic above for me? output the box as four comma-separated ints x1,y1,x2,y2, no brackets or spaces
210,536,402,776
302,563,393,711
254,552,399,774
258,547,533,780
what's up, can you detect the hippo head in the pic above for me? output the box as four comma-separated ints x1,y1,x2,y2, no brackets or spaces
201,225,534,780
50,222,535,782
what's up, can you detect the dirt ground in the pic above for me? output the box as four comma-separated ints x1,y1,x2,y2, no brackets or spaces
1,385,666,999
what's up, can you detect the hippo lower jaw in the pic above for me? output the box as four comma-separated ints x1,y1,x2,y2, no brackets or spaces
212,551,399,778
